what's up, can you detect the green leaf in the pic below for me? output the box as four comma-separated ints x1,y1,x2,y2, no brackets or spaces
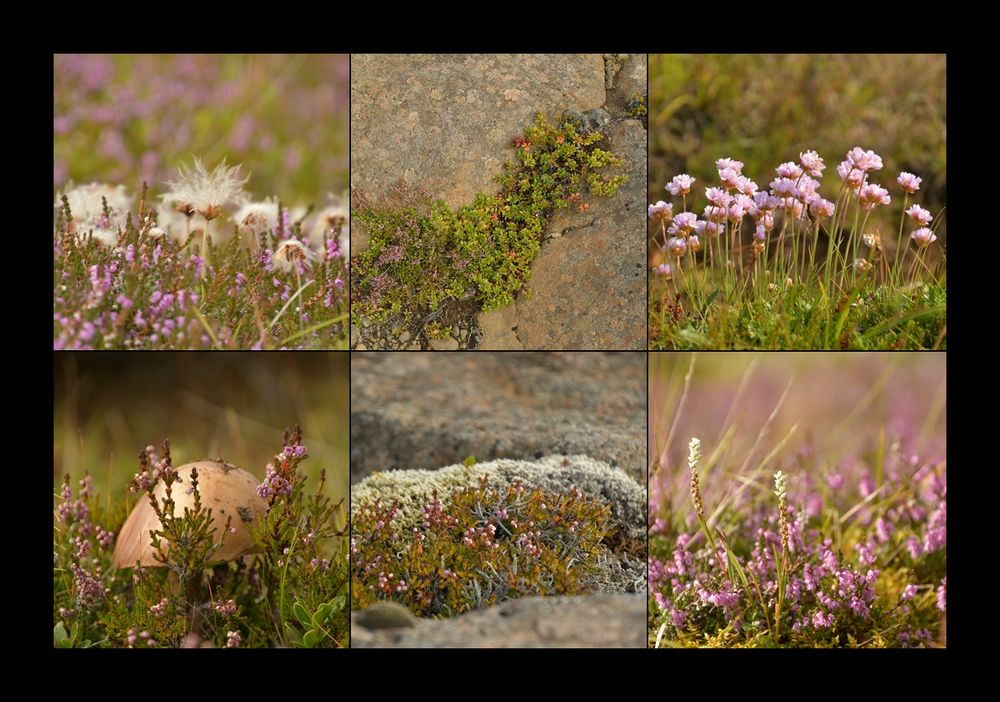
292,601,313,628
53,623,69,645
302,629,319,648
330,594,347,612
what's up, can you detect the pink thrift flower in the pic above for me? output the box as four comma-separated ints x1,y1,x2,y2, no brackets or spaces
688,234,702,253
667,174,696,196
667,236,687,257
776,161,804,179
810,198,836,218
736,175,759,196
846,147,884,172
703,205,727,223
837,161,866,190
906,204,933,225
672,211,699,233
897,172,922,193
716,157,744,175
858,183,891,210
770,177,798,198
648,200,673,221
654,262,673,279
910,227,937,248
800,150,826,177
727,203,745,223
705,187,733,208
719,168,741,189
754,192,781,211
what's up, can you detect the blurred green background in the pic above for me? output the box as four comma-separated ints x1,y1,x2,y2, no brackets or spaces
648,54,946,246
53,353,349,504
54,54,349,204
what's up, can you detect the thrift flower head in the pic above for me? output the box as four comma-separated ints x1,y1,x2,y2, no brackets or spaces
671,212,699,234
705,187,733,208
719,168,741,189
859,183,891,210
654,263,673,280
667,174,696,196
897,172,922,193
776,161,804,179
837,161,866,190
667,236,687,258
736,176,759,196
770,177,799,198
910,228,937,248
164,158,249,221
846,147,884,172
810,198,836,218
648,201,674,222
799,150,826,177
715,157,744,175
688,234,702,253
906,204,933,226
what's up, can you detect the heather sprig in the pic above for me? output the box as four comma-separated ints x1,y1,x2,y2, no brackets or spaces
352,478,611,618
54,425,349,648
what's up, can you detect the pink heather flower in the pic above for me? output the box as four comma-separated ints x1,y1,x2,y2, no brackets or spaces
911,227,937,248
936,578,946,612
648,201,673,221
672,211,699,233
906,204,933,225
226,630,242,648
812,611,835,629
897,172,922,193
736,176,759,196
901,584,919,601
667,174,696,196
688,234,702,253
800,150,826,177
667,236,688,257
705,187,733,208
653,263,673,279
858,183,891,210
846,147,884,172
810,198,836,218
671,609,687,628
770,177,798,198
906,536,923,560
837,161,866,189
719,168,741,189
776,161,804,179
716,157,744,175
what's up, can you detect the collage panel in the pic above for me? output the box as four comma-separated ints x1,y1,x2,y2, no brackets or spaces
350,54,647,351
349,352,647,647
647,54,946,350
647,352,946,647
53,54,350,350
53,353,350,648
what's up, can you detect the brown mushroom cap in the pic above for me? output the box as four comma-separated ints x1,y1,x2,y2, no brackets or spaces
113,460,269,568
